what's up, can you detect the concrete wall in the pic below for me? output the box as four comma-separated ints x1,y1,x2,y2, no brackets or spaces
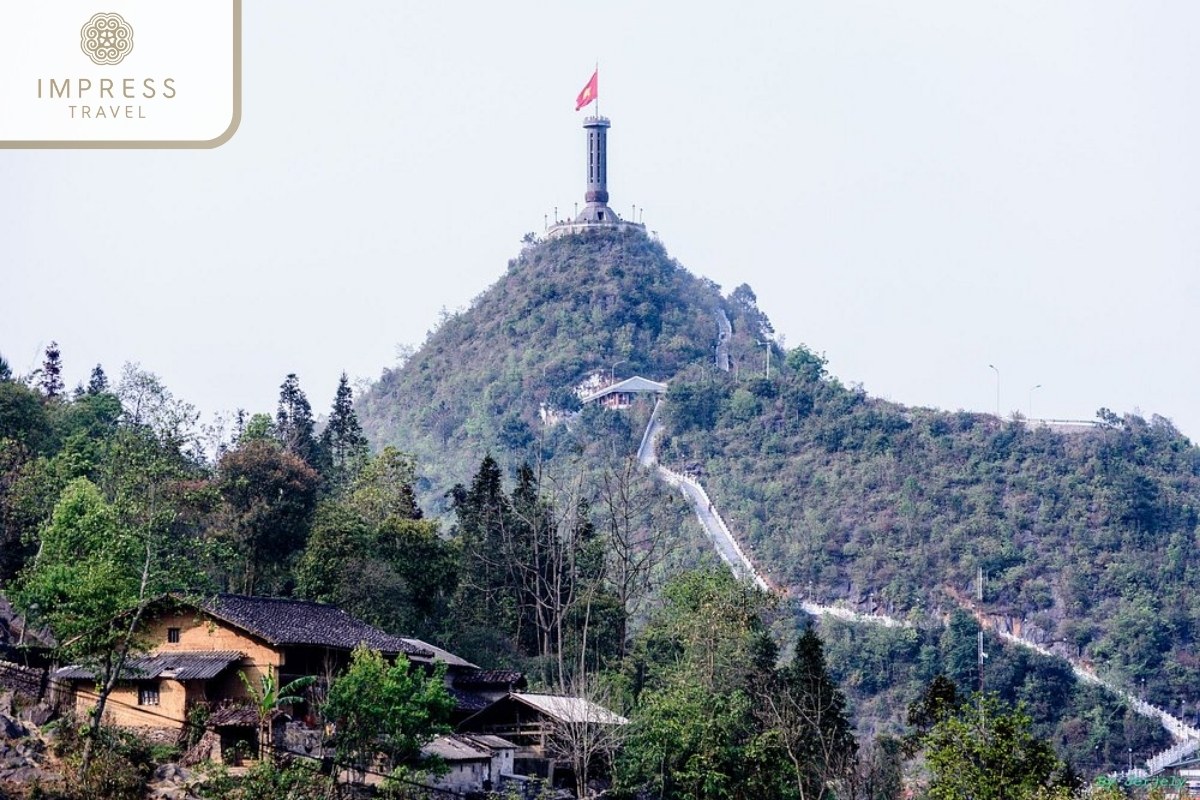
432,760,489,793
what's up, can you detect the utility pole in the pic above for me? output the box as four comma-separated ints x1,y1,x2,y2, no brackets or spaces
989,364,1000,418
977,566,986,695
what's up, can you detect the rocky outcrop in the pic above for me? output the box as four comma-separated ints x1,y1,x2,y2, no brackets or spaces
0,712,54,792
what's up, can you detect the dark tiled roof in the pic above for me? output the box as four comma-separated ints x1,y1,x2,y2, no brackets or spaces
452,670,526,690
200,595,434,657
207,704,287,727
422,735,492,762
56,651,243,682
448,687,493,714
400,638,478,669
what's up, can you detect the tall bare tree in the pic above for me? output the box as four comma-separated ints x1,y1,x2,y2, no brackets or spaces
598,458,675,658
547,671,629,799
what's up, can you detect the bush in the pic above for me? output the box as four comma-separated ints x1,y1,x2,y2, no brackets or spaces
196,759,338,800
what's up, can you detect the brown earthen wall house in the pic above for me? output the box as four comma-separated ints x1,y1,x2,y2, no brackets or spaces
68,613,276,730
146,611,279,694
55,594,454,732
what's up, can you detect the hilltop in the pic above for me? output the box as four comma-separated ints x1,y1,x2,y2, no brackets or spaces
357,228,774,512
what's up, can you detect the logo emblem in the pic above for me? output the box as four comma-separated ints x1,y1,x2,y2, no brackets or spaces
80,13,134,65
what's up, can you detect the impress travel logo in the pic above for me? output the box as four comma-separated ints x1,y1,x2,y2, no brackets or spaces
80,13,135,66
0,2,241,148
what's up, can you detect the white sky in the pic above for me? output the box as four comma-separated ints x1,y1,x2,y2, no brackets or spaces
3,2,1199,437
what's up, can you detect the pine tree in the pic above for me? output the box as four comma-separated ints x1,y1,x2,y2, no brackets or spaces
320,373,368,492
86,364,109,395
275,373,320,468
0,354,12,382
450,455,519,650
39,341,64,398
754,624,858,800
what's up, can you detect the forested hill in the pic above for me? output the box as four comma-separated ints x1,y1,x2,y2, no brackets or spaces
359,225,1200,741
658,359,1200,714
357,228,774,512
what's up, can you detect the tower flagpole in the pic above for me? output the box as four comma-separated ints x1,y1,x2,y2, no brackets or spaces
595,60,599,119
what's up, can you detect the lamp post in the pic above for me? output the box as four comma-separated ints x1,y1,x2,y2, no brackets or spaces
989,364,1000,418
610,359,627,385
1029,384,1041,420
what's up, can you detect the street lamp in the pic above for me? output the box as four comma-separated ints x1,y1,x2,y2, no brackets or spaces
1028,384,1041,420
988,364,1000,418
610,359,627,385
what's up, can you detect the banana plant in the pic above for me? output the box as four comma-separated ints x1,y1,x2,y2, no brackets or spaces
239,666,316,759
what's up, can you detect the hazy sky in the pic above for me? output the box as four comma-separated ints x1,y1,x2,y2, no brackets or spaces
4,2,1199,438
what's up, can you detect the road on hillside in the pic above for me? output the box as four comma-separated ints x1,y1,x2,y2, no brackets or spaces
640,407,1197,768
715,309,732,372
638,399,765,588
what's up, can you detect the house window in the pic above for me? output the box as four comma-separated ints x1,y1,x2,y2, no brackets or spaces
138,684,160,706
167,627,180,643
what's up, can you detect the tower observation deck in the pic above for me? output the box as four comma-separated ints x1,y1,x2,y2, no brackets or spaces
547,115,646,238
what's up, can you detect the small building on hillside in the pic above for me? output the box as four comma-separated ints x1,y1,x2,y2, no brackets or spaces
448,670,528,724
580,376,667,410
422,733,518,794
459,692,628,787
52,594,499,742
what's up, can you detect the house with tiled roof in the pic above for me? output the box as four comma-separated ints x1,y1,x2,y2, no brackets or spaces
52,594,500,736
421,733,519,794
459,692,629,789
580,376,668,410
448,669,527,721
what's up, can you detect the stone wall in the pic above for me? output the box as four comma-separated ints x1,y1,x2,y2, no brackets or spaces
0,661,45,701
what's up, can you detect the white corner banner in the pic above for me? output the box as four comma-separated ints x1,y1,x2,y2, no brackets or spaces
0,1,241,148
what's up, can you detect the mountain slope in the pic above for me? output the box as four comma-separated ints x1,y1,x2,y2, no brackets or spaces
358,228,769,509
357,225,1200,769
657,359,1200,716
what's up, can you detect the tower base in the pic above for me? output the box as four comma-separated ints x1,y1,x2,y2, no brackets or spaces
546,202,646,239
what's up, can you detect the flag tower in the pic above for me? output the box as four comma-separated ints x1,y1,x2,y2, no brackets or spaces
547,69,646,239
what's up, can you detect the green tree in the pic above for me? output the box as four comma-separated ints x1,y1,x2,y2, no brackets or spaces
619,677,757,800
903,675,961,757
114,363,200,452
86,364,109,395
346,446,424,524
295,501,455,636
239,412,275,442
215,439,320,594
238,666,316,759
319,372,368,494
786,346,828,382
754,625,858,800
449,454,520,658
276,374,321,470
618,569,779,800
0,380,53,454
12,475,199,779
921,693,1061,800
323,646,455,782
39,340,64,398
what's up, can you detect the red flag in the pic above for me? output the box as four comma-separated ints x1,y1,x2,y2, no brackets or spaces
575,70,598,111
